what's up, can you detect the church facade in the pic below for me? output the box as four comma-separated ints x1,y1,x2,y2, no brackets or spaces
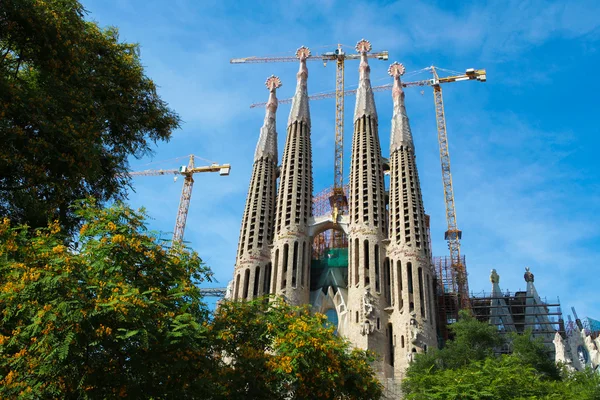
230,40,438,380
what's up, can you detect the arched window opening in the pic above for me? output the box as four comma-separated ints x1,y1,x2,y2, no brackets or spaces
401,335,405,348
364,240,370,286
407,262,413,294
273,249,279,293
301,242,306,286
253,267,261,297
374,244,380,292
243,269,250,299
234,274,240,300
324,309,339,335
354,238,359,286
388,324,394,367
292,241,298,288
397,260,402,308
418,267,425,318
282,244,289,289
263,263,272,295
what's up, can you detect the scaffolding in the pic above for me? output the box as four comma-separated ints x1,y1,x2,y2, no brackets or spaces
311,185,349,260
469,290,564,343
433,255,468,342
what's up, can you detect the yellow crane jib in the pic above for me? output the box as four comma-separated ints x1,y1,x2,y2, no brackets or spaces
128,155,231,243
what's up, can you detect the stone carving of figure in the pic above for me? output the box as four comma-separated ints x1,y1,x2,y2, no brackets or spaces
410,313,421,345
490,269,499,284
362,288,374,317
360,289,376,336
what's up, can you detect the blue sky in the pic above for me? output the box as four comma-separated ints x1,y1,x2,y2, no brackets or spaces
81,0,600,319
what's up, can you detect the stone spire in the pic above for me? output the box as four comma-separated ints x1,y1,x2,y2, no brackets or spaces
254,75,280,162
288,46,310,128
385,61,437,377
271,47,313,305
389,62,414,152
346,38,387,358
354,39,377,121
387,61,429,252
232,76,281,301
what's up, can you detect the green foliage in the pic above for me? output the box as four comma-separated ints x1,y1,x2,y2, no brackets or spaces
0,202,383,399
510,329,561,380
0,0,180,234
402,311,600,400
211,298,383,400
0,201,217,398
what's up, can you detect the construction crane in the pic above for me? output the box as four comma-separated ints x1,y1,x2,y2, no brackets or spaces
232,40,388,246
129,155,231,243
251,66,486,309
430,66,486,310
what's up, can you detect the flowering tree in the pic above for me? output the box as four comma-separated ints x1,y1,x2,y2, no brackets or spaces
211,299,383,400
0,202,382,399
0,201,217,398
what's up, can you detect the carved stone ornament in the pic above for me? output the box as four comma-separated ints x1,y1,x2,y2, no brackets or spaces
360,288,377,336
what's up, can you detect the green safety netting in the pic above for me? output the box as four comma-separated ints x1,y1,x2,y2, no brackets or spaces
310,248,348,291
311,248,348,269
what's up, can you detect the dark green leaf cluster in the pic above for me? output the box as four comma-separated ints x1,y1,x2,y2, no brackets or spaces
0,0,180,234
402,311,600,399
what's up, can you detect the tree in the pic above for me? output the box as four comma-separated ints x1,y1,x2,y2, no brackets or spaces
0,201,217,399
402,311,600,400
0,202,383,399
211,298,383,400
0,0,180,234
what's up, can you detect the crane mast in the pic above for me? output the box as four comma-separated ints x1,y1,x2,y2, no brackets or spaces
431,67,469,309
129,155,231,243
173,155,195,244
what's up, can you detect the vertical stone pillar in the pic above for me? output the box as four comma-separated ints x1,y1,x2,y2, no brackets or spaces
271,47,313,305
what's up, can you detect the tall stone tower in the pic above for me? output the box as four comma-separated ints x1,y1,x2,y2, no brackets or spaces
271,47,313,305
346,39,388,363
232,76,281,301
230,41,439,382
386,62,437,376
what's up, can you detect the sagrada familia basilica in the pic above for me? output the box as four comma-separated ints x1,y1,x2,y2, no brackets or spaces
230,39,436,380
227,39,600,385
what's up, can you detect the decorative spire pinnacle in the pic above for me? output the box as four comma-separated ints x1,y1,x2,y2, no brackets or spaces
490,269,500,284
389,61,414,152
288,46,310,127
354,39,377,121
524,267,534,283
254,75,281,161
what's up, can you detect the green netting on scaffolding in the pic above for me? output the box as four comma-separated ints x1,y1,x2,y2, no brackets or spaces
310,248,348,291
311,248,348,269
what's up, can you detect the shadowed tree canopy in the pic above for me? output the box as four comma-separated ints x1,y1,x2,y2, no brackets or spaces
402,311,600,400
0,0,180,234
